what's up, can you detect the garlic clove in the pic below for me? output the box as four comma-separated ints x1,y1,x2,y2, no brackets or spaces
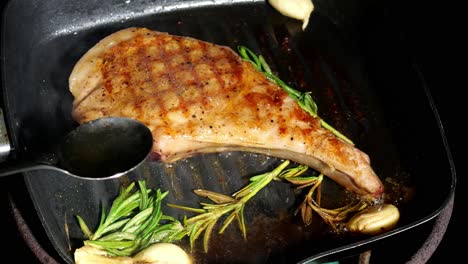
74,243,191,264
74,246,133,264
133,243,191,264
346,204,400,236
268,0,314,30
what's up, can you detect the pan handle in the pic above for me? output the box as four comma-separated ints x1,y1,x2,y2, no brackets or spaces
0,108,11,162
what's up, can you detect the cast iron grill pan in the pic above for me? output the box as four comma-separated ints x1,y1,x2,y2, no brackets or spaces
1,0,455,263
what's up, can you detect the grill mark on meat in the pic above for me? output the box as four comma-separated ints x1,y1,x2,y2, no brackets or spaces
69,27,384,199
179,39,203,122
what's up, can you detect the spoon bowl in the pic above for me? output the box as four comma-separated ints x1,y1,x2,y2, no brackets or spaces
0,117,153,180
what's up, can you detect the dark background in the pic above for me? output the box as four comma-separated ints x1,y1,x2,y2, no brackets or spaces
1,0,460,263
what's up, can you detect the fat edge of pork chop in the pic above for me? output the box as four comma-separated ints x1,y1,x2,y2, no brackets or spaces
69,27,384,199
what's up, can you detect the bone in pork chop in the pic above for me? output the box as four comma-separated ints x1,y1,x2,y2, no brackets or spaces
69,27,383,198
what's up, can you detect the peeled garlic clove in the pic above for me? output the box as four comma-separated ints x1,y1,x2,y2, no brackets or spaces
268,0,314,30
74,246,133,264
347,204,400,236
133,243,191,264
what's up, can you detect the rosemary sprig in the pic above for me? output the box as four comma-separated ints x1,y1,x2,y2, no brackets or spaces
168,160,295,253
278,171,368,227
237,45,354,145
76,180,184,257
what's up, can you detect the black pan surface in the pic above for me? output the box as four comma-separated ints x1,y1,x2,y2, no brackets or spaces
1,0,455,263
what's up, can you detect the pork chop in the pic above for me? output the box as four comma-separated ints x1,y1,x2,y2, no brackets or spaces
69,27,383,198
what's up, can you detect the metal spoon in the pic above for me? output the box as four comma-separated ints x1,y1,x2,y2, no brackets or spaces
0,117,153,180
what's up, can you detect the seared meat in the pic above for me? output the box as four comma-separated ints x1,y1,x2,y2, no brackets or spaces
69,27,383,198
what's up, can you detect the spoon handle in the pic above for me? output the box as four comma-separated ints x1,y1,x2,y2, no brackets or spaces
0,160,56,177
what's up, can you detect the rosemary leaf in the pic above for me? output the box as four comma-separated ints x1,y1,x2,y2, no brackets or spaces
99,203,106,227
121,207,153,232
167,204,207,214
189,221,203,249
200,203,233,210
112,183,136,211
105,246,138,257
84,240,135,250
133,190,163,236
184,211,215,224
161,215,179,222
99,218,132,237
237,206,247,240
284,176,319,181
98,232,136,242
234,160,290,201
203,221,217,253
194,189,237,203
137,180,148,210
76,215,92,239
248,173,270,182
218,210,238,234
149,223,182,243
111,192,140,220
